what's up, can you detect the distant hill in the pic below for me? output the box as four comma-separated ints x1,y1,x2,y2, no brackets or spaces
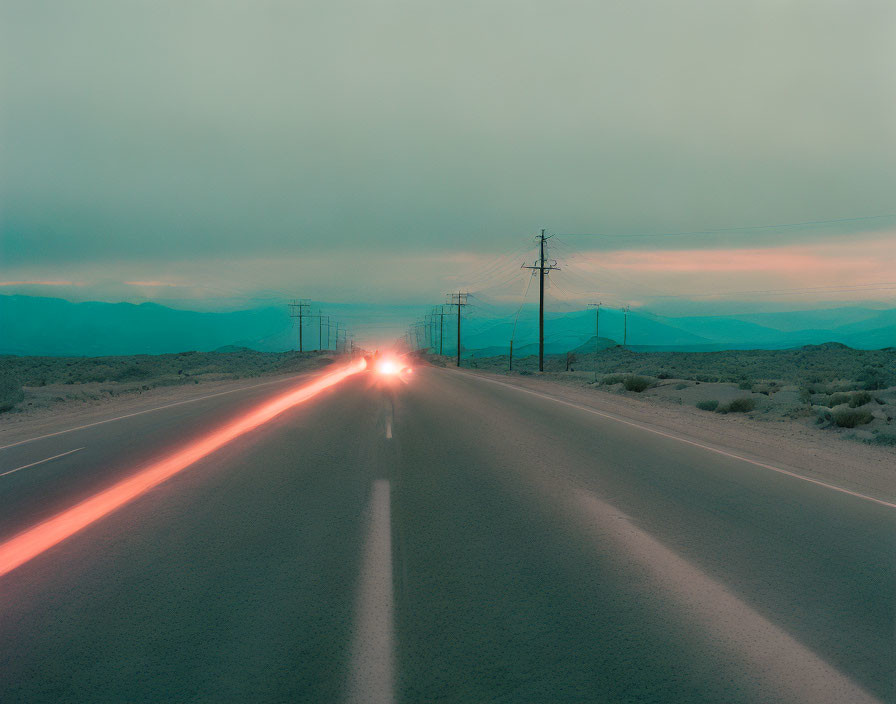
459,305,895,354
1,295,893,356
0,295,298,356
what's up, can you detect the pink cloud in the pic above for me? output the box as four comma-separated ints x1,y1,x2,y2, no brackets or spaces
597,246,882,275
578,233,894,284
124,280,180,287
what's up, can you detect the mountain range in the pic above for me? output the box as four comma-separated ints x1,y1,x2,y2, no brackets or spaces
0,295,893,357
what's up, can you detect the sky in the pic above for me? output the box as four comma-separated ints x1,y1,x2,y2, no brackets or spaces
2,0,895,338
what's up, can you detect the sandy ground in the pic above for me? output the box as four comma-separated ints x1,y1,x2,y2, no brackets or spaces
0,373,306,447
456,369,895,503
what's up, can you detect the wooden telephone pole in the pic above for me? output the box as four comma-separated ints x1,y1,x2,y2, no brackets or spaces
288,300,312,352
447,292,468,367
588,302,601,381
523,230,559,371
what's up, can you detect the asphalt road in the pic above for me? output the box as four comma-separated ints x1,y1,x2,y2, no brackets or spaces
0,364,892,703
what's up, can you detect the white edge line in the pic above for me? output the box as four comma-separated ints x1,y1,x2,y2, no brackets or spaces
0,447,85,478
448,369,896,510
0,374,309,451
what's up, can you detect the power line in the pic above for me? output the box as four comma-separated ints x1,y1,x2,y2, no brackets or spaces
509,271,536,371
287,299,312,352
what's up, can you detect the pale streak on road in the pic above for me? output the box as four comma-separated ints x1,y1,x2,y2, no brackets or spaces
453,369,896,509
346,479,396,704
569,489,880,704
0,447,84,478
0,360,366,579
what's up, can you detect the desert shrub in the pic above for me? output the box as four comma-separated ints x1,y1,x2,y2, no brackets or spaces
675,382,688,390
623,375,651,392
657,371,672,379
725,397,756,413
114,365,153,381
826,392,851,408
832,409,874,428
858,368,890,391
738,381,752,390
696,399,719,411
0,374,24,412
848,391,872,408
601,374,627,385
518,370,532,376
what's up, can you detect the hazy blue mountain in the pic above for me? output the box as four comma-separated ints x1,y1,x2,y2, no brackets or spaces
731,307,891,332
0,295,295,356
1,295,893,356
655,316,788,344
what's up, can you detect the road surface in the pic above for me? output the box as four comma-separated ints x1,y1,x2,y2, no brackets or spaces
0,364,892,703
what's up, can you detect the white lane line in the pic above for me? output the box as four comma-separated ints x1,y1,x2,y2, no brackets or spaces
385,417,392,439
0,374,309,452
346,479,395,704
449,369,896,510
0,447,85,478
570,487,879,704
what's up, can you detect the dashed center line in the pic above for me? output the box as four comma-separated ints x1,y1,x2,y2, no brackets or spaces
0,448,85,478
346,479,395,704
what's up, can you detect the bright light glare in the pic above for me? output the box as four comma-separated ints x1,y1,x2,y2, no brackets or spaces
0,359,366,580
376,359,399,375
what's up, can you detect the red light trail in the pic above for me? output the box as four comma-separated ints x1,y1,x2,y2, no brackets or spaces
0,359,367,580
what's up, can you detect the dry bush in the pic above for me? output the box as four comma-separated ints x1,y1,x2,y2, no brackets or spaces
0,373,24,412
832,409,874,428
848,391,872,408
623,375,652,392
720,397,756,414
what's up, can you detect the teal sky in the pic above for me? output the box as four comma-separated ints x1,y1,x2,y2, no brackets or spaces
2,1,895,317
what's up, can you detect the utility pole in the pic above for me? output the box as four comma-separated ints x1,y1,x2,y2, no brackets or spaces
623,305,629,349
319,312,327,351
424,314,433,352
288,299,312,352
588,302,601,381
434,305,446,355
522,230,559,372
447,292,468,367
327,320,338,352
509,339,513,371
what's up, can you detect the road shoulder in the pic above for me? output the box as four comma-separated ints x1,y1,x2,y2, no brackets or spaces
447,367,895,504
0,373,310,448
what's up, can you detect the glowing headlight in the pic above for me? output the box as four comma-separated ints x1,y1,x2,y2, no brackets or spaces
377,360,399,375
